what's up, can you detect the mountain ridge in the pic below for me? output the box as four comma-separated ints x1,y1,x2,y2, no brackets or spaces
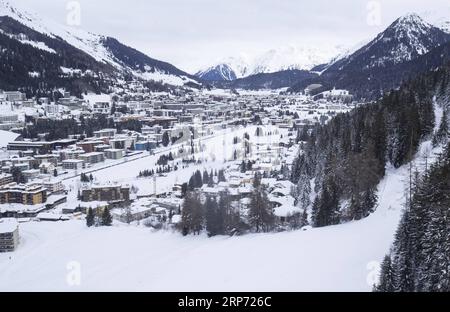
0,0,200,95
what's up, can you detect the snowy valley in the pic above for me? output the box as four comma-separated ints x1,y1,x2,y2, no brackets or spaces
0,0,450,294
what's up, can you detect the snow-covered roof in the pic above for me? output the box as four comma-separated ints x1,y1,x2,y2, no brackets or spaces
46,195,67,205
0,203,46,213
274,204,301,218
36,213,69,221
77,201,109,208
171,214,181,224
0,130,21,148
0,219,18,233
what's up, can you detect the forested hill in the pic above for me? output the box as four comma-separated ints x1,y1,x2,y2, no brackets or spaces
375,143,450,292
290,62,450,228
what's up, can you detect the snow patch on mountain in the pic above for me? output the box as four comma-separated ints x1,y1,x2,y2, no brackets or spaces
18,38,56,53
0,0,118,65
316,39,370,74
133,69,196,87
421,8,450,33
323,13,450,73
363,13,434,65
0,0,195,88
0,28,57,54
250,45,344,74
197,44,346,80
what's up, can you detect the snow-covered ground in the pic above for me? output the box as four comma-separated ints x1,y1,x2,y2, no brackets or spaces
0,98,444,292
0,138,441,291
61,125,287,201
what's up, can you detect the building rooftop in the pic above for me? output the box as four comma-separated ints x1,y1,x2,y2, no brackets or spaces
0,219,18,234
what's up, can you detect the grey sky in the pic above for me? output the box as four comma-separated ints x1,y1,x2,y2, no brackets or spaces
14,0,450,73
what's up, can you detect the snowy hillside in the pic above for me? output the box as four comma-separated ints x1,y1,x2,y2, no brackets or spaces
321,13,450,73
0,0,118,66
0,0,197,90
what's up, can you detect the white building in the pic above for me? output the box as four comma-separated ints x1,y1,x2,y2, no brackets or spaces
62,159,85,170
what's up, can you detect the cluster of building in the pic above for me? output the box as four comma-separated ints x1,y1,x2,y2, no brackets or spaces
0,87,358,252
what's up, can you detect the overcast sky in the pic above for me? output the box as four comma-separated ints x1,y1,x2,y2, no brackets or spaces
14,0,450,73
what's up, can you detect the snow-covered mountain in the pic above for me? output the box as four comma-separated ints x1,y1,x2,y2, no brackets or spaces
196,45,344,81
196,56,250,81
196,63,239,81
0,0,199,94
328,13,450,71
289,13,450,98
421,8,450,34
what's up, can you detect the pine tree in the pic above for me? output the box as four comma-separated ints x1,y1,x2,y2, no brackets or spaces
218,169,226,182
195,170,203,188
296,173,311,210
432,110,448,147
391,210,415,292
180,191,204,235
375,255,396,292
162,131,170,147
300,208,308,227
203,170,210,186
86,207,95,227
188,175,195,190
240,160,246,173
312,174,341,227
376,144,450,292
208,170,215,187
101,208,113,226
248,173,275,232
205,196,222,237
